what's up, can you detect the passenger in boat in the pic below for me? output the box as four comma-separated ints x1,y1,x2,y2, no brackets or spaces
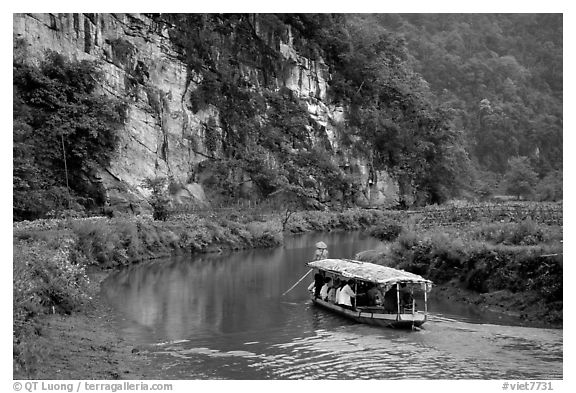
383,288,398,313
328,278,341,303
337,279,356,310
399,283,414,311
310,272,325,298
319,277,332,300
366,284,383,307
334,280,344,304
354,282,370,307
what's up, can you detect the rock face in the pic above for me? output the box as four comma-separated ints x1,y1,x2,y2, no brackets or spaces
13,13,399,213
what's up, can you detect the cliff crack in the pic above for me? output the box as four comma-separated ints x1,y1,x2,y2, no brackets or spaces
189,149,219,161
104,167,122,182
128,133,156,155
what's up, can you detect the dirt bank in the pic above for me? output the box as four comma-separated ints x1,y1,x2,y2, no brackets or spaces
14,273,159,380
431,281,562,329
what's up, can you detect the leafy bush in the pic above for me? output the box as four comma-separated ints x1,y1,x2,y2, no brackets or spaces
396,230,420,250
474,219,546,245
13,238,90,326
503,157,539,200
426,233,467,282
535,170,562,202
374,220,561,302
368,220,404,241
355,247,389,265
13,235,91,376
141,177,171,221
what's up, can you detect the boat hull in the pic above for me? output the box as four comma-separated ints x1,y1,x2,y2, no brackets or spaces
311,297,427,329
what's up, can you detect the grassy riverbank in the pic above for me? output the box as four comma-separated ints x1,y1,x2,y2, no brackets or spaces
13,208,390,377
358,218,563,326
13,203,563,377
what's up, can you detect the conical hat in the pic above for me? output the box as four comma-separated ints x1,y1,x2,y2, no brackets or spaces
315,241,327,249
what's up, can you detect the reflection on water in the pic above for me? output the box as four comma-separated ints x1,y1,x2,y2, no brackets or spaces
101,231,562,379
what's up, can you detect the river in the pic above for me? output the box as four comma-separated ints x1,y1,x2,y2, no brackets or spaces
101,231,563,379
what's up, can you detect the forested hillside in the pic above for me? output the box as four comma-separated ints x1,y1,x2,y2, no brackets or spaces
13,14,562,220
375,14,562,192
156,13,562,203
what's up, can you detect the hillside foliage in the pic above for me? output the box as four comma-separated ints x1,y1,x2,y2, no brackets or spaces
13,47,127,220
13,14,562,219
376,14,562,177
153,13,474,206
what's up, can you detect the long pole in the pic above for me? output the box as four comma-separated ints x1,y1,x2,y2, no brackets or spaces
282,269,313,296
411,287,415,317
396,283,400,319
424,283,428,315
61,133,71,209
411,286,416,331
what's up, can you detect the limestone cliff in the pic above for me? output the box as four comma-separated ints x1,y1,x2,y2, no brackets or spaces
13,13,399,213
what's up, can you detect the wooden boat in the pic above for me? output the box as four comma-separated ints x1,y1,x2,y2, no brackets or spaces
307,258,433,329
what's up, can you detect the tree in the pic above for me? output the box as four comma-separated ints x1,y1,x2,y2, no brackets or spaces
504,157,538,199
535,170,562,201
13,48,126,220
378,14,562,181
141,177,171,221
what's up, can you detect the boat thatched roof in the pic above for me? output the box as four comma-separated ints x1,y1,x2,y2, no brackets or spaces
307,259,432,285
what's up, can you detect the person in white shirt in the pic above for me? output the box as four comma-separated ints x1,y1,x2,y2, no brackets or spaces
328,278,340,303
334,283,342,304
319,277,332,300
337,279,356,309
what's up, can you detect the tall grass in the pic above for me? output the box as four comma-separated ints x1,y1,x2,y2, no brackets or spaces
357,219,563,323
13,237,91,375
472,219,561,245
368,219,404,241
285,208,390,233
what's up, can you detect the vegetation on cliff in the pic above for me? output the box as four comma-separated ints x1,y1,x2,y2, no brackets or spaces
149,13,472,208
286,14,473,204
13,45,127,221
149,13,561,210
12,14,562,220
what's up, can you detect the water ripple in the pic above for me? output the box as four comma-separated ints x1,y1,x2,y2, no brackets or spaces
148,319,562,379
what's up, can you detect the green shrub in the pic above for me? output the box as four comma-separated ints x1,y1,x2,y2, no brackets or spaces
13,236,91,376
426,233,466,282
535,170,562,202
396,230,420,250
475,219,546,245
368,220,404,241
380,224,562,303
13,238,90,321
13,50,126,220
355,244,390,265
72,220,119,266
141,177,171,221
246,221,283,247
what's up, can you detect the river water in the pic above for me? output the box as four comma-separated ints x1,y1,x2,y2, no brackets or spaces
101,231,563,379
